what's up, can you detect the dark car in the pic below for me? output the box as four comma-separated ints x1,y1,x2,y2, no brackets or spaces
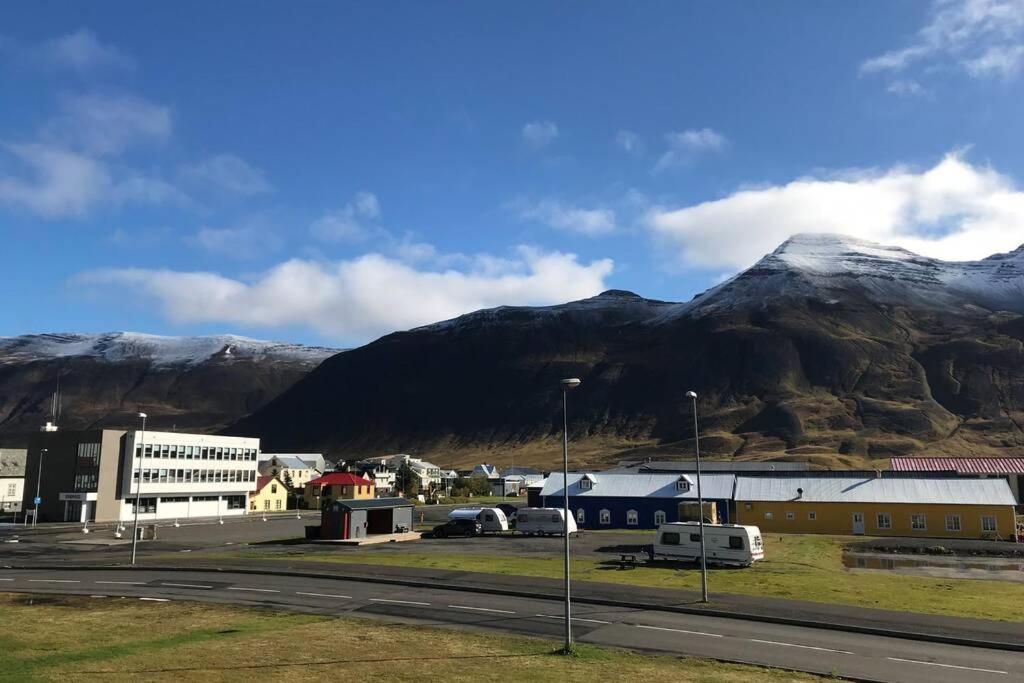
432,519,481,538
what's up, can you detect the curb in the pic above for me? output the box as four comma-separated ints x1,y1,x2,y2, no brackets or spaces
7,562,1023,654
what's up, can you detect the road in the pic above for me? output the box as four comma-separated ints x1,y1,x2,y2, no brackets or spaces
2,567,1021,682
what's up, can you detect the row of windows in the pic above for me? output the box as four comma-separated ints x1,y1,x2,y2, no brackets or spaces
135,443,258,462
7,483,18,496
575,508,668,526
132,468,256,484
77,442,101,466
251,499,284,511
127,494,246,512
761,510,998,533
73,472,98,492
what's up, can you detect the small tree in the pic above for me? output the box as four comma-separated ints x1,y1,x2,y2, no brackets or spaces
282,471,295,509
396,462,419,498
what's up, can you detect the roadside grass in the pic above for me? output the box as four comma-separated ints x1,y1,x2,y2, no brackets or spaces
0,594,823,682
208,533,1024,622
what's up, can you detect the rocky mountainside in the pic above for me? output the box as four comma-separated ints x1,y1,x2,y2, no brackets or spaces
232,234,1024,469
0,332,339,444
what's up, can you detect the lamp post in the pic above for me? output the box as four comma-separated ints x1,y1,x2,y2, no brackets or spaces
32,448,47,527
560,377,581,654
686,391,709,603
130,412,147,565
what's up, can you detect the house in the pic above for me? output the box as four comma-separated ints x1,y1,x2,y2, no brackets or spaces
320,497,414,540
249,475,288,513
0,449,26,514
358,462,396,494
303,472,375,510
471,463,500,479
540,472,736,529
496,466,544,497
890,457,1024,505
359,454,442,493
734,474,1018,540
258,455,321,490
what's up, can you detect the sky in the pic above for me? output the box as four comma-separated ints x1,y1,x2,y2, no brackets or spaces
2,0,1024,347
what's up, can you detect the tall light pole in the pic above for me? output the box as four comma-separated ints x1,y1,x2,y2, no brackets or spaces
560,377,581,654
130,412,147,565
686,391,709,603
32,448,47,527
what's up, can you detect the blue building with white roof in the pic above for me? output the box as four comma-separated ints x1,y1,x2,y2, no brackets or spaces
539,472,736,529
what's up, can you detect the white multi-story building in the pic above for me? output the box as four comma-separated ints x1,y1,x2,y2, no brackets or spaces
0,449,26,514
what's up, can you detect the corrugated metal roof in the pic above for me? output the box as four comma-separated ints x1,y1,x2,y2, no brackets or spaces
332,497,414,510
890,457,1024,475
540,473,736,500
734,475,1016,506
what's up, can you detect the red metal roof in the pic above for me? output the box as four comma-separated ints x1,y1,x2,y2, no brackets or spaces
308,472,374,487
890,457,1024,475
255,475,277,491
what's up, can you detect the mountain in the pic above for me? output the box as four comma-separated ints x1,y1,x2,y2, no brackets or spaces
0,332,339,444
232,234,1024,469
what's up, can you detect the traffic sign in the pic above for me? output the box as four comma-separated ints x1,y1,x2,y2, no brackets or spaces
33,497,41,505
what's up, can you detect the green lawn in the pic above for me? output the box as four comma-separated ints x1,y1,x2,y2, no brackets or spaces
220,533,1024,622
0,594,823,682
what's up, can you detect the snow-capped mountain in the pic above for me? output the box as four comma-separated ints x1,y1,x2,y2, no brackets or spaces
0,332,338,368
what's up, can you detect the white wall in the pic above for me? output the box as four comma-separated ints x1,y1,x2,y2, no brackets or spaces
1,477,24,511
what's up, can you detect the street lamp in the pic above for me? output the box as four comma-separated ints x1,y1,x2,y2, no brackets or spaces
560,377,581,654
130,412,147,565
686,391,709,603
32,448,47,527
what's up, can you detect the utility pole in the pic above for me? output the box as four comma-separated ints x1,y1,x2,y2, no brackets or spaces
560,377,581,654
33,448,46,527
687,391,709,603
130,412,147,565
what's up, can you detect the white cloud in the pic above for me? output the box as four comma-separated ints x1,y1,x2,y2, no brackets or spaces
37,28,136,73
615,130,644,154
45,93,172,156
521,121,559,149
180,154,272,195
188,221,282,260
647,152,1024,270
654,128,727,172
886,79,929,96
75,247,614,343
861,0,1024,83
514,198,617,236
0,143,111,218
310,191,383,242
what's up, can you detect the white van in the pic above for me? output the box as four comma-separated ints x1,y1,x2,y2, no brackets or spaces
651,522,763,567
514,507,578,536
448,507,509,533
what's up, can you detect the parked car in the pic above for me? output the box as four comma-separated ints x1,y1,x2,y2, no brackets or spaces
431,518,482,538
650,522,764,567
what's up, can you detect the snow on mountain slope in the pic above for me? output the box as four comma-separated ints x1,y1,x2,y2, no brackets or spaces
0,332,339,368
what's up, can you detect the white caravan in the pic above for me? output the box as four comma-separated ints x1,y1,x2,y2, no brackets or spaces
514,507,578,536
651,522,764,567
448,507,509,533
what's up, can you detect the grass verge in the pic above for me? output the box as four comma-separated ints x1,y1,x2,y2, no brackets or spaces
0,593,823,682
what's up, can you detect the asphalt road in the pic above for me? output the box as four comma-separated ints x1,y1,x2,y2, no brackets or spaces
2,567,1021,682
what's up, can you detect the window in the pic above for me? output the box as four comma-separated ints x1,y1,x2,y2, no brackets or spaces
76,442,100,466
226,495,245,510
599,509,610,525
911,514,926,531
945,515,961,532
626,510,638,526
517,513,527,522
275,500,282,510
550,514,560,523
579,478,592,491
576,508,585,523
876,513,892,530
192,495,218,502
160,496,188,503
654,510,666,525
675,478,691,492
729,536,744,550
271,484,277,494
661,532,680,545
128,497,157,514
690,533,701,542
264,499,270,510
808,511,817,520
785,511,795,520
73,473,97,492
6,483,15,497
158,469,168,483
981,515,997,533
764,512,773,520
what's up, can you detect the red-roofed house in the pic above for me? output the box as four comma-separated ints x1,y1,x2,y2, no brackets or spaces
303,472,375,510
249,475,288,512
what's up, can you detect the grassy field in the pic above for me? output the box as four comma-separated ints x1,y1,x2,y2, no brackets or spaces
0,594,824,682
220,533,1024,622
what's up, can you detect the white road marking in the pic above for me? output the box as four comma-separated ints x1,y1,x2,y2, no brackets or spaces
227,587,279,593
448,605,516,615
0,578,13,581
160,582,212,589
634,624,723,638
29,579,80,583
139,597,170,602
749,639,854,655
369,598,431,606
90,595,107,598
535,614,612,625
887,657,1007,675
295,591,352,599
95,581,145,585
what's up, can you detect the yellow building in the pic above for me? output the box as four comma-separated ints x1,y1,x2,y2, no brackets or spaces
733,475,1017,540
249,475,288,513
303,472,375,510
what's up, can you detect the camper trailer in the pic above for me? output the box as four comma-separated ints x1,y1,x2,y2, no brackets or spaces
514,507,577,536
448,507,509,533
651,522,763,567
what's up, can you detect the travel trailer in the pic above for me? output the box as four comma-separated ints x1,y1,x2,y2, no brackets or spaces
448,507,510,533
651,522,764,567
514,507,578,536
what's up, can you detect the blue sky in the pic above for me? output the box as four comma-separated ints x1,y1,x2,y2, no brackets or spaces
2,1,1023,347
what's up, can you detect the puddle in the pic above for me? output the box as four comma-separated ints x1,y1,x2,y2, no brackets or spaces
843,552,1024,582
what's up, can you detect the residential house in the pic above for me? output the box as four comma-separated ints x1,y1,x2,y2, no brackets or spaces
497,466,544,497
0,449,26,514
358,462,396,495
249,475,288,513
303,472,375,510
258,455,321,490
